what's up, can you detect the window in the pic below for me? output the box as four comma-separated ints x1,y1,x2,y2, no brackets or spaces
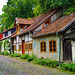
45,18,51,24
14,45,16,50
49,40,57,53
40,41,46,52
25,43,33,51
19,45,22,50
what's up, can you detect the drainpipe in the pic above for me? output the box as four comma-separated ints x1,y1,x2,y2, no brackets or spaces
28,31,30,55
56,32,61,63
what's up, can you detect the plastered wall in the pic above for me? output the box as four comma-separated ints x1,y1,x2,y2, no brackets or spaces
33,35,61,61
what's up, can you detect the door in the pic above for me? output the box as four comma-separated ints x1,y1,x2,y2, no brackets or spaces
63,40,72,62
22,40,25,54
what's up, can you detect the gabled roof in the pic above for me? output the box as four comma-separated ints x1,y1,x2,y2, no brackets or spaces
32,13,75,38
18,7,61,36
14,17,38,26
0,31,16,40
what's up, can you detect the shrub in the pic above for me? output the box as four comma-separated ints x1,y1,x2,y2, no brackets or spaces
1,52,4,55
27,56,34,62
20,54,29,59
10,54,14,57
4,50,9,55
73,66,75,72
12,53,20,57
50,60,60,68
32,54,37,59
61,64,69,70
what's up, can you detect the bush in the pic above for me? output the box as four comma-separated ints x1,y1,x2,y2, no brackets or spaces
10,53,20,57
1,52,4,55
10,54,14,57
4,50,9,55
50,60,60,68
27,56,34,62
32,54,37,59
61,63,75,72
20,54,29,59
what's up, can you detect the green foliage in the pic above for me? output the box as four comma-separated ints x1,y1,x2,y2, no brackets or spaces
20,54,29,59
61,63,75,72
4,50,9,55
33,57,60,68
3,39,11,53
27,56,34,62
1,52,4,55
10,54,14,57
10,53,20,57
0,41,2,51
0,50,9,55
0,0,36,32
34,0,75,16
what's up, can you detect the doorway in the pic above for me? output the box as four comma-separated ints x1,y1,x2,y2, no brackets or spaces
63,40,72,62
22,40,25,54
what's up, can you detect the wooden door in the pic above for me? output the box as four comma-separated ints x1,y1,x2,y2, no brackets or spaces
63,40,72,61
22,40,25,54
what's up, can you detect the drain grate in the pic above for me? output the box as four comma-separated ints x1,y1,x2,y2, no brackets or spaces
0,72,4,75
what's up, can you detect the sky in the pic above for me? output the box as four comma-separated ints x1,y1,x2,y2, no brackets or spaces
0,0,7,15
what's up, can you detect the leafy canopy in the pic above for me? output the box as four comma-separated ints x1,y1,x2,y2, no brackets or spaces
0,0,75,33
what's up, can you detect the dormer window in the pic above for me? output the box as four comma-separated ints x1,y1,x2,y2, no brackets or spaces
45,17,51,24
20,25,23,28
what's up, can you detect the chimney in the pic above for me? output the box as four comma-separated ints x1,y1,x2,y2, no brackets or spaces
42,24,44,31
4,29,7,32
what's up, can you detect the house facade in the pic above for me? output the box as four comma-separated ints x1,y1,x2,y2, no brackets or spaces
0,27,16,52
32,13,75,62
12,8,62,56
2,7,74,62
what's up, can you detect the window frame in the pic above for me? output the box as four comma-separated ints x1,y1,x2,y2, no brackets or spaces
25,43,33,51
49,40,57,53
40,41,46,53
44,17,51,24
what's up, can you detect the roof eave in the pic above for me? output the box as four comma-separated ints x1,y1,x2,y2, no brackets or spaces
32,18,75,38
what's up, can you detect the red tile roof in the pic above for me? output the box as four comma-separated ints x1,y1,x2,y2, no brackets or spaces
18,8,60,36
32,13,75,37
16,17,38,25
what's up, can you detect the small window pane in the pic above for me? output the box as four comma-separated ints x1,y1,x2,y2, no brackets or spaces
50,41,52,44
53,41,56,44
44,48,46,51
49,40,56,52
41,48,43,51
45,20,49,24
50,49,52,51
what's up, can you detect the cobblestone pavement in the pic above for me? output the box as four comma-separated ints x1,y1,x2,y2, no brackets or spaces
0,55,74,75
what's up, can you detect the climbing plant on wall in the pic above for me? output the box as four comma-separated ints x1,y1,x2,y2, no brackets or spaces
3,39,11,53
0,41,2,52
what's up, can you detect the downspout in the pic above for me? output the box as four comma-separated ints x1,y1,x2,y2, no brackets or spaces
28,31,30,55
56,32,61,63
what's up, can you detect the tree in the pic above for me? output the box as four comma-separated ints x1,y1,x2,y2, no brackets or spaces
33,0,75,16
1,0,36,31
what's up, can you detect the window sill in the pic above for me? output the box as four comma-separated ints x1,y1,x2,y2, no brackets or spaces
40,51,47,53
49,52,57,53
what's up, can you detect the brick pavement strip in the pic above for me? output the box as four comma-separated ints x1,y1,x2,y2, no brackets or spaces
0,55,74,75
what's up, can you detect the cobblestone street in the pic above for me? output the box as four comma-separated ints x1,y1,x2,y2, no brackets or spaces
0,55,74,75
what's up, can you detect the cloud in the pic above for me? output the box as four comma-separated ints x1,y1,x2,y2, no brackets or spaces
0,0,7,15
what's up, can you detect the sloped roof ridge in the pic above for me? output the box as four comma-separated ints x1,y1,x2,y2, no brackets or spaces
32,13,75,37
